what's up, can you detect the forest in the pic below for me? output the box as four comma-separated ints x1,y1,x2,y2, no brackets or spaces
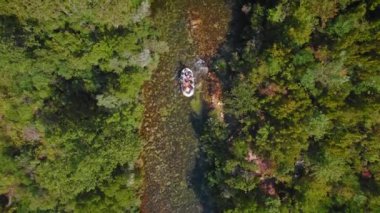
0,0,379,212
201,0,380,212
0,0,161,211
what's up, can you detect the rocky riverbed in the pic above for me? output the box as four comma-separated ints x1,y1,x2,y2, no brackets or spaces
140,0,231,212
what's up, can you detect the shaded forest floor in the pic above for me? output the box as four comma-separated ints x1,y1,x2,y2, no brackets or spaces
140,0,230,212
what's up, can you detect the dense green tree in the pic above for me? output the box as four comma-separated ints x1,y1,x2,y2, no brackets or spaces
0,0,163,211
203,0,380,211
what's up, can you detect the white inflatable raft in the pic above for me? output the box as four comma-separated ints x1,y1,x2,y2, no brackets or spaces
180,68,195,97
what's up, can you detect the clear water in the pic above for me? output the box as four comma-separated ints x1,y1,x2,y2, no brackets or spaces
141,0,231,211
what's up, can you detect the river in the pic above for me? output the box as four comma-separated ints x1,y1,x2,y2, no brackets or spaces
140,0,231,212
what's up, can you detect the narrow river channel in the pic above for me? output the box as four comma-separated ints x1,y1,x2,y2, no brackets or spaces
140,0,231,212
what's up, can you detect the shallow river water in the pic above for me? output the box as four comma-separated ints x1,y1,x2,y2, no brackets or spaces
140,0,231,212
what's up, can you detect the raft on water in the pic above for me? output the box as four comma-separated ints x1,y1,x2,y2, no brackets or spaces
180,68,195,97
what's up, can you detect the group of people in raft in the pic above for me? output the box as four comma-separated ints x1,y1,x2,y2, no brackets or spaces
183,70,194,91
180,68,195,97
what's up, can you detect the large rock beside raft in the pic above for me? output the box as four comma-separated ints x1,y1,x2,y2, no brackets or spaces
193,58,208,79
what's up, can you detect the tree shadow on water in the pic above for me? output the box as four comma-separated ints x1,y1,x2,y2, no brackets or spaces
188,110,216,213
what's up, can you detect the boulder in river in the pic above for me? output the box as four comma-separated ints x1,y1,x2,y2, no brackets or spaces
193,58,208,79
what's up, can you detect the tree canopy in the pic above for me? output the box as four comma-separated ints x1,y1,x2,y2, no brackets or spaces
202,0,380,211
0,0,163,211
